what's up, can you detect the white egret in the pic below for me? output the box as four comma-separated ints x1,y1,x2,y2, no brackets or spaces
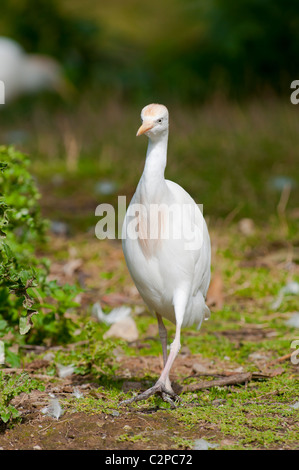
0,36,65,102
122,103,211,407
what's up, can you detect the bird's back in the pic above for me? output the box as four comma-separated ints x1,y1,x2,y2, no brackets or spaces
165,179,211,326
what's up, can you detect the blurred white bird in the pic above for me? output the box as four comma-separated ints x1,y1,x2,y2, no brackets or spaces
122,103,211,407
0,36,65,102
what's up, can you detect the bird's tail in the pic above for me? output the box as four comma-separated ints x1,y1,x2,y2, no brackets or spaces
196,303,210,330
204,303,211,320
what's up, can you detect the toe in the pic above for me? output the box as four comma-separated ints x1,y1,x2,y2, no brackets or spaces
161,392,177,408
119,380,181,407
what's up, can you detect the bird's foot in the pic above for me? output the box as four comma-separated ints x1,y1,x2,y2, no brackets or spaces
120,380,181,409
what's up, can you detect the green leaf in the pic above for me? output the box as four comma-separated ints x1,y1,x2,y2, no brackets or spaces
2,242,13,259
10,406,20,419
19,311,37,335
0,318,8,331
19,316,31,335
0,409,11,423
4,349,20,368
19,270,32,284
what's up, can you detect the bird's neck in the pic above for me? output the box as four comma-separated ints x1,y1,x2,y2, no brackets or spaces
141,132,168,195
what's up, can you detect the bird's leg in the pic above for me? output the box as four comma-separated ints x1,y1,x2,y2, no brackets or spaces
156,313,168,365
154,287,187,401
120,291,187,408
158,322,181,400
156,313,175,403
120,320,182,408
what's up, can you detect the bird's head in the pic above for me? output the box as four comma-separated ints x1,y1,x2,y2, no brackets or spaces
137,103,169,139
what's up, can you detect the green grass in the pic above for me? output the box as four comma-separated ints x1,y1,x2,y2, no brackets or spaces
172,375,299,449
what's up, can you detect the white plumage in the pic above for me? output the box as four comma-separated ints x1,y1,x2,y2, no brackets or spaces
122,103,211,406
0,36,63,102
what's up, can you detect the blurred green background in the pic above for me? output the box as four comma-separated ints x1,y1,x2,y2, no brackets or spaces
1,0,298,232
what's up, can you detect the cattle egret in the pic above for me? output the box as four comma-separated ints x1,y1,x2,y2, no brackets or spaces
122,103,211,407
0,37,65,102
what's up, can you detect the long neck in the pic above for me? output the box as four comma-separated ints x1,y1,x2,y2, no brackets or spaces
141,131,168,194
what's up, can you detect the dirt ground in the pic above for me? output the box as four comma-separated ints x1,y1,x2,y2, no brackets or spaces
1,234,298,451
0,355,218,450
1,350,297,451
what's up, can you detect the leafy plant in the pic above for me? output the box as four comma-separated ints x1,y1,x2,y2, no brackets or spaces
0,371,44,423
0,146,45,322
0,146,81,366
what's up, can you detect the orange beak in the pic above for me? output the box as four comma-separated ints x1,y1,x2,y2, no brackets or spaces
136,121,154,136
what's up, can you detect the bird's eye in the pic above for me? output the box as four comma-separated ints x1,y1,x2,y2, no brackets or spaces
157,119,162,123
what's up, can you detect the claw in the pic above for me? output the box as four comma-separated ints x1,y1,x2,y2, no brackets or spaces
161,392,177,409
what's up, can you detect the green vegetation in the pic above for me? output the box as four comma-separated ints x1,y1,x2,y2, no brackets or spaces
0,371,44,423
46,322,121,378
172,376,299,449
1,0,299,100
0,146,81,367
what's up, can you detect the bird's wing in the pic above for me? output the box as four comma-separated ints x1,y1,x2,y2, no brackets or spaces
165,179,211,299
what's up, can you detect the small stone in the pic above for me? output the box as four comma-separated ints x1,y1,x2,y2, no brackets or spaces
123,425,132,431
238,218,255,236
50,220,69,236
103,316,139,342
193,438,218,450
289,401,299,410
285,313,299,328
